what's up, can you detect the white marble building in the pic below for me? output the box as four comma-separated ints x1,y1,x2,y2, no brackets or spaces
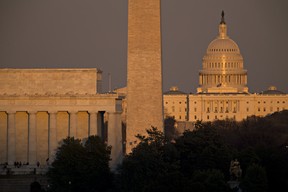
0,69,123,170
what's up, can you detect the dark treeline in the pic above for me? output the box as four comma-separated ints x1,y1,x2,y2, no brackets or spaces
46,110,288,192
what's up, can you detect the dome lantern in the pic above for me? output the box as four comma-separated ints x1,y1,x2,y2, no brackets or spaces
219,11,228,39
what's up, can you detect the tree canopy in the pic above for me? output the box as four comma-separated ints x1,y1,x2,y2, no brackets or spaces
46,110,288,192
46,136,113,192
118,110,288,192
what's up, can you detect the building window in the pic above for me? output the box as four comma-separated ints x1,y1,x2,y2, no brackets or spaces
194,115,197,120
172,106,175,112
179,116,181,120
194,108,197,112
179,102,181,104
185,108,187,112
258,108,260,112
165,102,168,104
215,115,217,119
207,107,210,113
207,115,209,120
263,108,266,112
246,108,249,112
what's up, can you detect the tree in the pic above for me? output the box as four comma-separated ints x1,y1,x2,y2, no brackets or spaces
81,136,113,192
47,136,113,192
118,127,181,192
30,181,42,192
187,169,231,192
164,116,177,141
241,164,268,192
176,122,234,179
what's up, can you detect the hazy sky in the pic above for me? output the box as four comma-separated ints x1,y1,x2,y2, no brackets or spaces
0,0,288,93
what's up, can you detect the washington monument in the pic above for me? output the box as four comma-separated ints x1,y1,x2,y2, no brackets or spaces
126,0,164,152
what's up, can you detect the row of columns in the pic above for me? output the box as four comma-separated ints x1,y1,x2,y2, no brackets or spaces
199,74,247,85
5,111,108,166
203,62,242,69
203,100,240,113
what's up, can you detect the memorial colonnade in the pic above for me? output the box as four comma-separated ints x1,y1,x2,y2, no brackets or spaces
0,95,122,168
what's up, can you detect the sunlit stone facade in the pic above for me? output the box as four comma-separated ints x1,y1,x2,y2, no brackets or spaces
189,90,288,122
126,0,163,153
198,12,248,94
164,87,188,121
0,69,122,169
164,12,288,125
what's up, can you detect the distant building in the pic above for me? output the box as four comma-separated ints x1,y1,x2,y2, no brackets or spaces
163,86,188,122
197,11,248,94
0,68,122,170
164,12,288,124
189,86,287,122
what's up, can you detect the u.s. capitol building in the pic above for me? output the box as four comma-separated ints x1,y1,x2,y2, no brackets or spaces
164,12,287,126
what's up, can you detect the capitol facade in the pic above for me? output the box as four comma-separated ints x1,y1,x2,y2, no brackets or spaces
164,12,288,127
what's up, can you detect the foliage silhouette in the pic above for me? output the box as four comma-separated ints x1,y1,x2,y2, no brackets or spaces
46,136,113,192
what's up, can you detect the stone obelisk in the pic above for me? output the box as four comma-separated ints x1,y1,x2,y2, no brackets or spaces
126,0,163,153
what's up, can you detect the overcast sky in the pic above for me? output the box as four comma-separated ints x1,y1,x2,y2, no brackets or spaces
0,0,288,93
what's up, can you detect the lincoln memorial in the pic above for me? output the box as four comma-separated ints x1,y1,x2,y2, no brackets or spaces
0,68,123,170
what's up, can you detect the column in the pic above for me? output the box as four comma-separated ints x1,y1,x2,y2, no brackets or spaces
69,111,77,138
107,112,123,170
48,111,57,162
245,75,247,85
98,111,105,140
88,111,98,136
28,111,37,165
7,111,16,165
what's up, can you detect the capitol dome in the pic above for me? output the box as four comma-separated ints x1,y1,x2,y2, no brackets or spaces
197,11,248,94
207,38,240,54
